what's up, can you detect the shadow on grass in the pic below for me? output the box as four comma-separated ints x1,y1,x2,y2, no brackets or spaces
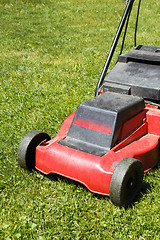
44,172,154,209
34,158,160,208
46,172,90,192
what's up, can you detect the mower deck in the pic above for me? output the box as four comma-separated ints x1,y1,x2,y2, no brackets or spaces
35,92,160,196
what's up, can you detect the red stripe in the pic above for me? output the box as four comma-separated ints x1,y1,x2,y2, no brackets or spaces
74,117,112,135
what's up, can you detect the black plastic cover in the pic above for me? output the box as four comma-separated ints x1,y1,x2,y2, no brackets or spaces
103,45,160,102
59,92,144,156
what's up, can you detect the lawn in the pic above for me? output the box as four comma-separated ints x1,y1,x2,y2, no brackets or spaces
0,0,160,239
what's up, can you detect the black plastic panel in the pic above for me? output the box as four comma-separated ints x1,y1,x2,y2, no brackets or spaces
59,92,144,156
103,45,160,102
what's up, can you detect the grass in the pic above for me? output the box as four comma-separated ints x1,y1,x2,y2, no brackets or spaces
0,0,160,239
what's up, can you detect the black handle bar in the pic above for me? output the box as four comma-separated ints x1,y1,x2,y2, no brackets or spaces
95,0,135,96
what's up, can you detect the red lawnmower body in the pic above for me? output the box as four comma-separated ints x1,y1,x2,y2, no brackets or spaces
35,102,160,196
17,0,160,207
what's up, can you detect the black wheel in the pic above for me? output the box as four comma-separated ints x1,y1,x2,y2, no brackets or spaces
17,130,51,170
109,158,144,207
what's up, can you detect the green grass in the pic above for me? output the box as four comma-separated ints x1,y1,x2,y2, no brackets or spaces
0,0,160,239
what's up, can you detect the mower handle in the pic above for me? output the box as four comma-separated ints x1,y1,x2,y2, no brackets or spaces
95,0,135,96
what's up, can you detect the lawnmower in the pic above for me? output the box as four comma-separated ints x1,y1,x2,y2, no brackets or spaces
17,0,160,207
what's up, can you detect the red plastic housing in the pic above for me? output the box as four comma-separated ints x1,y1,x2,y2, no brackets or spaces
35,105,160,196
